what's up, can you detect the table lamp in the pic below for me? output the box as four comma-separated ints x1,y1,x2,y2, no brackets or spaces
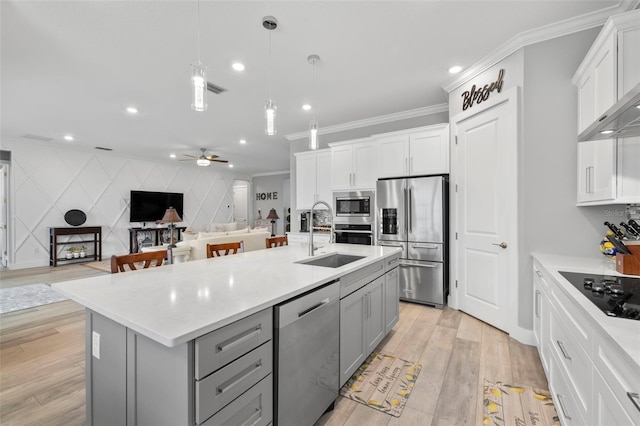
160,207,183,248
267,208,279,237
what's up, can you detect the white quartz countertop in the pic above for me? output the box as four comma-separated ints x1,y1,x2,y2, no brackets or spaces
53,244,401,347
531,252,640,369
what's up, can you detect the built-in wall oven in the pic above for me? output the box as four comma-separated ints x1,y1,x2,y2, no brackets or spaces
333,191,374,245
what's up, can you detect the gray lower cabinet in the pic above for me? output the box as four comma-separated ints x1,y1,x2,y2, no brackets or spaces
86,307,273,426
339,265,399,387
384,265,399,333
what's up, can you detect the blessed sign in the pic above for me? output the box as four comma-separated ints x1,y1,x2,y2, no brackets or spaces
461,69,505,111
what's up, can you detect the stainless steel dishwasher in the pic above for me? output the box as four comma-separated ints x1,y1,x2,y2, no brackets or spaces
274,280,340,426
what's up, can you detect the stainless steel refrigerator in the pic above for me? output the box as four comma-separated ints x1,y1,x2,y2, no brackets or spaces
376,175,448,308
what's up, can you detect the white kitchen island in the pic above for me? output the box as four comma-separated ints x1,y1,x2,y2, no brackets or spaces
53,243,401,426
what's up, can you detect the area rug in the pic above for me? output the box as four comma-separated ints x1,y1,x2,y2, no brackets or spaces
339,352,422,417
0,283,69,314
483,379,560,426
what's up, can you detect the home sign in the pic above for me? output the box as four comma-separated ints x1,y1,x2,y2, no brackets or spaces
256,192,278,200
461,68,505,111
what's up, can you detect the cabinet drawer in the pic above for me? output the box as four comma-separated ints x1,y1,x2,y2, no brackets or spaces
195,308,272,379
594,336,640,424
340,260,384,298
593,367,639,426
385,254,400,272
196,342,272,424
201,374,272,426
550,351,587,426
549,284,591,354
408,242,443,262
549,308,591,415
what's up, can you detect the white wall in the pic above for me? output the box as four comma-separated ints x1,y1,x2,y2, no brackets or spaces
252,173,290,235
4,139,245,269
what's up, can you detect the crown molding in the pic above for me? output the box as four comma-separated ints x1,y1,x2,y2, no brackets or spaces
284,104,448,141
251,170,290,178
442,1,639,93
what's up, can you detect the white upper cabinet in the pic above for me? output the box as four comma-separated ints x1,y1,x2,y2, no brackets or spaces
295,149,332,210
377,124,449,178
330,138,379,190
573,9,640,135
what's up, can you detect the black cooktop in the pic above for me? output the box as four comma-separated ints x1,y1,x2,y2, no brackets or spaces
559,271,640,320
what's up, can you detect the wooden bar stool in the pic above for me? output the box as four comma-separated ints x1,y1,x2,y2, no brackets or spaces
207,241,243,258
110,249,168,273
266,235,288,249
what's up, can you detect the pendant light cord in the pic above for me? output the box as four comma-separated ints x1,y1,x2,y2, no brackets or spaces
196,0,202,64
268,30,272,100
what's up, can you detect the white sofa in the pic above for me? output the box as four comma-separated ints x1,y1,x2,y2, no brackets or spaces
176,228,272,261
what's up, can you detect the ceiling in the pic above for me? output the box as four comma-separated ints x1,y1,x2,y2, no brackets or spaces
1,1,633,175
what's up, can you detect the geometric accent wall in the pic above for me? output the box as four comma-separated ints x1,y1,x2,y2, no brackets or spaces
4,140,240,269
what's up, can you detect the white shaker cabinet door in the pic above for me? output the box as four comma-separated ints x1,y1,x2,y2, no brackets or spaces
409,126,449,175
378,134,409,178
332,145,354,190
315,150,333,205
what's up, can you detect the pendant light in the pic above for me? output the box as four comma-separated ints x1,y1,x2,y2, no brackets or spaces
263,16,278,135
191,0,207,112
308,54,320,150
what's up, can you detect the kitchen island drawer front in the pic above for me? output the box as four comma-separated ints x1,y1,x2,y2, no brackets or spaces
201,374,272,426
594,335,640,424
195,308,272,380
549,307,591,415
196,342,272,424
340,259,384,298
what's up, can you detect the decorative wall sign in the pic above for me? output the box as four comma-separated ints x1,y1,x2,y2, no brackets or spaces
256,192,278,200
461,69,505,111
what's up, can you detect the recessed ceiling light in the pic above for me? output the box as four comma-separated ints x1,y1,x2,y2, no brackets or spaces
169,154,176,158
600,130,615,135
228,163,234,168
232,62,245,71
63,135,74,141
239,139,247,144
302,104,312,111
448,66,463,74
126,107,138,114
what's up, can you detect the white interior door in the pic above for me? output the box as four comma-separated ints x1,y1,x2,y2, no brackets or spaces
232,181,248,228
452,88,518,333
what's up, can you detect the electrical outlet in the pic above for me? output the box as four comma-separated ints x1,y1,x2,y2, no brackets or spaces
92,331,101,359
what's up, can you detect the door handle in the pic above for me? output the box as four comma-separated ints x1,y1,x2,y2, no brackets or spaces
408,188,412,232
492,242,508,249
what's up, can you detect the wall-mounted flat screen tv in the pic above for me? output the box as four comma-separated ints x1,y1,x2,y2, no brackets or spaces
129,190,184,223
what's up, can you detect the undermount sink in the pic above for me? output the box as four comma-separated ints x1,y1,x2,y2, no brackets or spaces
296,253,365,268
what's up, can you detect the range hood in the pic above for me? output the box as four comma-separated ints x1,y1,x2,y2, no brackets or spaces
578,82,640,142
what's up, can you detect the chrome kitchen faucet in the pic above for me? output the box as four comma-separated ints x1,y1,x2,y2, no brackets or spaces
309,200,334,256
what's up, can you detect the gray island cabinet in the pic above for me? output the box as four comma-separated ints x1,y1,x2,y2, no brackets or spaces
53,243,401,426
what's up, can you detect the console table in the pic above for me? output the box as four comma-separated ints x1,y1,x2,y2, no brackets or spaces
128,226,186,253
49,226,102,267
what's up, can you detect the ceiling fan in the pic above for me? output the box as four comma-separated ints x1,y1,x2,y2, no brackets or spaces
181,148,228,167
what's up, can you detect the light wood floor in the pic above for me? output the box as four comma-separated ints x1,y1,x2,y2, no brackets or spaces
0,265,548,426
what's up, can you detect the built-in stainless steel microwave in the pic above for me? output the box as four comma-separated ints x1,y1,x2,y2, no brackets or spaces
334,191,374,219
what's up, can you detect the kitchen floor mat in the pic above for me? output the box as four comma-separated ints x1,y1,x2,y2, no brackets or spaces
339,352,421,417
0,283,69,314
483,379,560,426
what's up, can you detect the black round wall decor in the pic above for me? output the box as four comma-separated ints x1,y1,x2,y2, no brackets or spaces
64,209,87,226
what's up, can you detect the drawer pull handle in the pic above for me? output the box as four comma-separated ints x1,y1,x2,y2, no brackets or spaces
412,244,438,249
628,392,640,413
298,298,330,318
556,340,571,360
535,290,541,318
216,361,263,395
388,258,398,265
556,394,572,420
217,326,262,353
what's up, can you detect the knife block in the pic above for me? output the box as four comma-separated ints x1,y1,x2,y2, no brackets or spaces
616,243,640,275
